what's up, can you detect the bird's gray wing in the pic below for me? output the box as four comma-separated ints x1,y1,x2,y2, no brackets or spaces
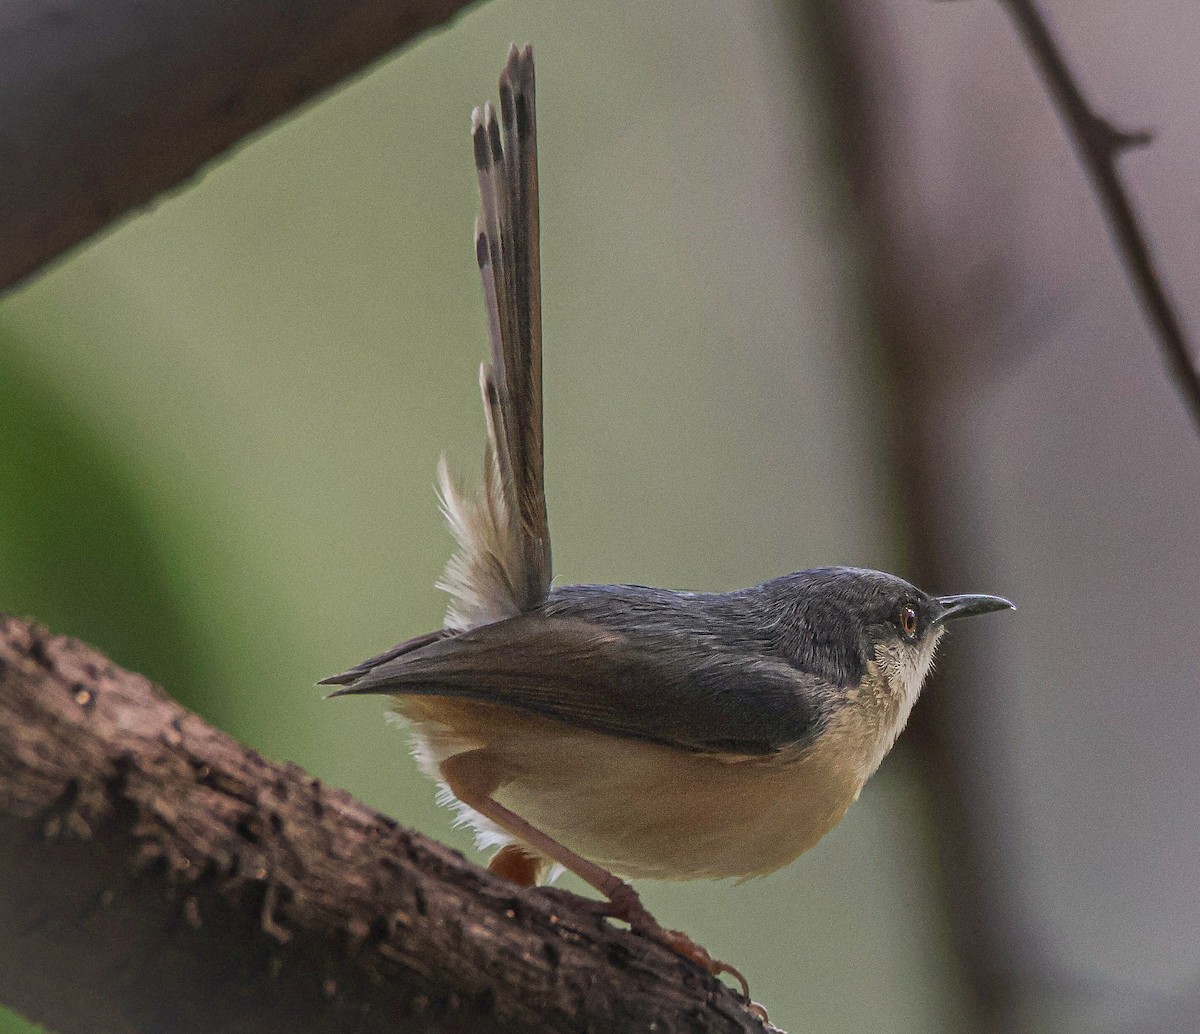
318,629,455,686
326,612,827,756
438,46,550,628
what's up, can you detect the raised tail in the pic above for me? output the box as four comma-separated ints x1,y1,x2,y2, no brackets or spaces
438,45,552,630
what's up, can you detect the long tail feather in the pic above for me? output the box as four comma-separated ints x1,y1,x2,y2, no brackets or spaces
440,45,551,629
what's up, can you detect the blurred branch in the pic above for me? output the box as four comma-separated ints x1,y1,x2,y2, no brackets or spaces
0,616,768,1034
799,5,1020,1024
998,0,1200,434
0,0,479,294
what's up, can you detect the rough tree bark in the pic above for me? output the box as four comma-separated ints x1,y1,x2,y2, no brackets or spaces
0,0,479,293
0,616,771,1033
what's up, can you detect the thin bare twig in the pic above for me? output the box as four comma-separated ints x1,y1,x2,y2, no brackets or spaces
997,0,1200,434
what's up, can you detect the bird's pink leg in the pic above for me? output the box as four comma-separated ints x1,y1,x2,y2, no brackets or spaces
441,750,764,1018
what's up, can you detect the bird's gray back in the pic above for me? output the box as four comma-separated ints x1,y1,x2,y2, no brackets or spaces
331,569,909,757
542,573,872,691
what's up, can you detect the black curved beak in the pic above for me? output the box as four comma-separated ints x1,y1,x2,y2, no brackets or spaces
933,594,1015,626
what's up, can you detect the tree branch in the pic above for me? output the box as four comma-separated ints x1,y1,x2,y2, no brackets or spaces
0,615,770,1034
0,0,479,294
997,0,1200,433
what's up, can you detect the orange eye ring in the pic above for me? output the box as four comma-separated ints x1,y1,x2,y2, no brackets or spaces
900,604,919,640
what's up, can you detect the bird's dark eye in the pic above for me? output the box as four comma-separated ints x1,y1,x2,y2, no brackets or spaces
899,604,919,641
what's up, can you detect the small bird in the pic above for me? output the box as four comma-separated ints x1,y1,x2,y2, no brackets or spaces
324,45,1013,1007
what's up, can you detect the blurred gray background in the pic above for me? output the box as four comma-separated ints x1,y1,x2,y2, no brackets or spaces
1,1,1197,1032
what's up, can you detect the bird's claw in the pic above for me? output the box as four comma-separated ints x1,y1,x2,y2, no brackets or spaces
602,886,767,1022
537,884,768,1022
649,926,755,1005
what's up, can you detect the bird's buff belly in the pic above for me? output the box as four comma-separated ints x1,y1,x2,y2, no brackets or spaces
397,696,866,882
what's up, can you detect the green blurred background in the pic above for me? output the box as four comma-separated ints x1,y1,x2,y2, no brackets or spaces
0,2,969,1030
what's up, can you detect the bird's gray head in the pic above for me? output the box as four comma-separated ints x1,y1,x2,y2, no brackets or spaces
762,567,1013,701
748,567,1012,783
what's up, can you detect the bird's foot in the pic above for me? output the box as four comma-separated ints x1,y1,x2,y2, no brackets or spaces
599,884,768,1023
